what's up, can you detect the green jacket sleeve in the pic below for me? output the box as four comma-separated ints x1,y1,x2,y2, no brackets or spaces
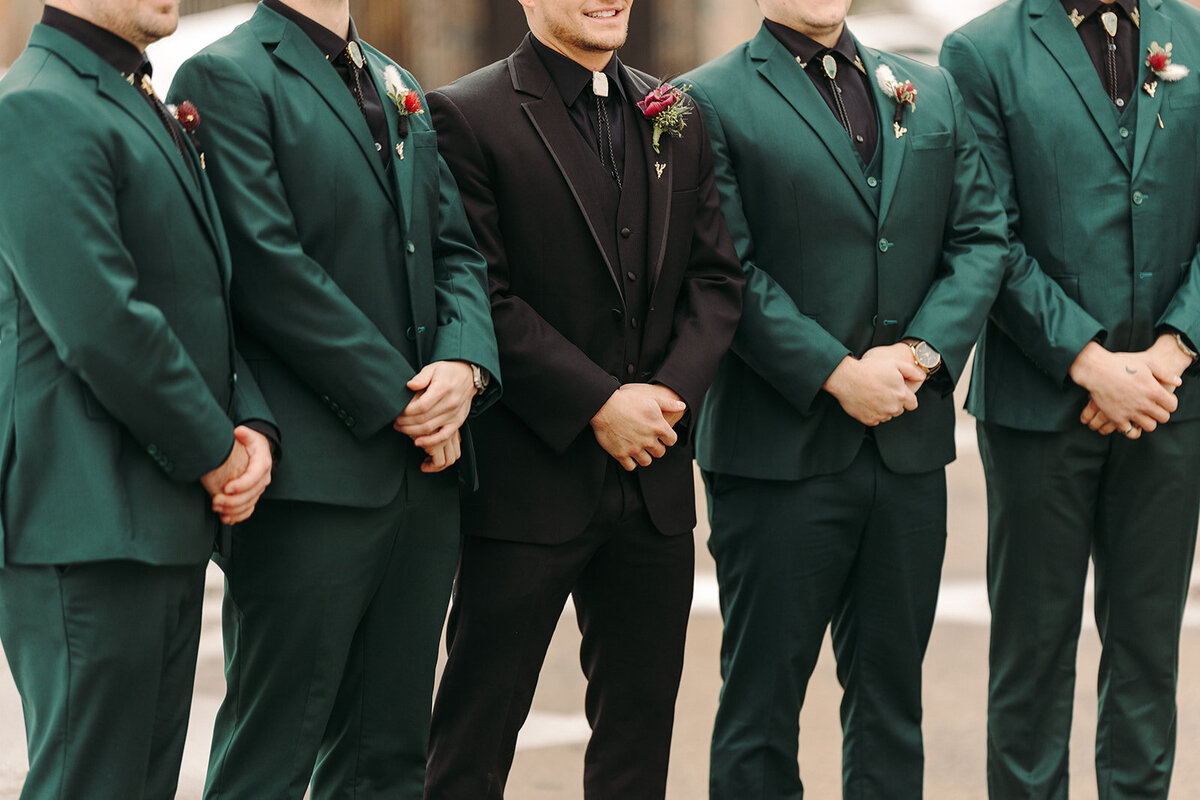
170,53,419,439
940,29,1105,384
903,69,1009,385
0,90,235,482
689,80,851,414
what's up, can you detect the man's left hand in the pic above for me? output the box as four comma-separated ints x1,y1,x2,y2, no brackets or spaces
394,360,476,446
211,426,273,524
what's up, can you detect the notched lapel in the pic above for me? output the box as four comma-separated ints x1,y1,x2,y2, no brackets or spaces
1030,2,1130,170
1132,0,1171,178
624,68,673,290
94,68,222,254
861,49,908,224
750,28,875,212
269,22,396,207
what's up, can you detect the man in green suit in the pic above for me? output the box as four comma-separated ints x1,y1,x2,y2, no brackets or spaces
683,0,1007,795
168,1,499,797
0,0,277,797
942,1,1200,796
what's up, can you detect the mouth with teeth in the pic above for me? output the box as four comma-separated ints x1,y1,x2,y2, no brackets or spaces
585,9,621,19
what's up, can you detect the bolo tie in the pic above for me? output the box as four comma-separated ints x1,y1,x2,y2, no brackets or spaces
1100,10,1123,107
820,53,857,144
592,71,623,192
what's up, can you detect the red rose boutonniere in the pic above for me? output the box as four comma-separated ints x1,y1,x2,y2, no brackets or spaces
638,83,692,154
875,65,917,139
167,100,205,169
384,65,424,144
1144,42,1189,98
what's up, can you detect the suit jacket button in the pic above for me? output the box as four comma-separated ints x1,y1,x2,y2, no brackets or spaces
867,176,879,188
621,227,632,238
345,417,355,427
406,241,416,254
878,238,893,253
406,327,416,340
626,364,635,376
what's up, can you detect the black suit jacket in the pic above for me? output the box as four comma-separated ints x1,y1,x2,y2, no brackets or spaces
429,35,743,543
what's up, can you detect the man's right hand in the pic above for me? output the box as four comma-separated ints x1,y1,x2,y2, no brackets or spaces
421,428,462,473
1070,341,1178,437
822,344,925,426
590,384,685,471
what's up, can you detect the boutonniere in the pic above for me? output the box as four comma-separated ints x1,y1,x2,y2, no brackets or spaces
875,65,917,139
638,83,692,154
1144,42,1189,97
167,100,205,169
385,65,424,145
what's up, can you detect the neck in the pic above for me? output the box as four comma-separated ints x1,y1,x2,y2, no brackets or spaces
45,0,150,50
529,30,615,72
769,15,844,49
277,0,351,38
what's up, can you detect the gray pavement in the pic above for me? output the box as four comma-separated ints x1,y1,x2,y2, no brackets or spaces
5,416,1200,798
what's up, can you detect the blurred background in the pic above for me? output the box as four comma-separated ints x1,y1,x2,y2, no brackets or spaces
1,0,1023,87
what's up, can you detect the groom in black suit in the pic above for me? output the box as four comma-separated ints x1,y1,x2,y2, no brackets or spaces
423,1,744,796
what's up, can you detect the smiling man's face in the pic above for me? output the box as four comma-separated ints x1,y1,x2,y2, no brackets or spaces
520,0,632,70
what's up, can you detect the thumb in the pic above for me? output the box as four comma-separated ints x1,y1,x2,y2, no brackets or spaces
233,426,257,448
897,360,926,383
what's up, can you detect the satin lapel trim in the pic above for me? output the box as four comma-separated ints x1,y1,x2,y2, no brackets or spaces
624,69,673,290
522,95,626,302
754,44,875,212
1132,2,1170,178
94,68,221,253
1030,8,1129,171
365,51,412,233
862,48,908,225
271,24,395,206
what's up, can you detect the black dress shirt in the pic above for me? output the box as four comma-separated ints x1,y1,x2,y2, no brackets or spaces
1060,0,1140,109
263,0,390,164
530,35,627,185
766,19,879,164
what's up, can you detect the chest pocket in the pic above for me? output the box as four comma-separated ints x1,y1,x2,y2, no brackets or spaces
909,130,953,150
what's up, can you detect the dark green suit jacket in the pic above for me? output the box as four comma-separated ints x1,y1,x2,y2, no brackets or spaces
170,4,499,507
685,24,1008,481
0,25,273,567
942,0,1200,431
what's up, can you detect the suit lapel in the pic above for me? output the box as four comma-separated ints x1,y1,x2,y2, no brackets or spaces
623,68,673,290
512,40,626,301
749,27,875,212
860,47,907,224
1132,0,1170,178
263,11,396,207
365,49,413,233
92,67,223,253
1030,0,1129,171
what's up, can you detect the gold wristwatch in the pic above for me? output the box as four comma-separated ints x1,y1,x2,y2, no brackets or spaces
909,340,942,375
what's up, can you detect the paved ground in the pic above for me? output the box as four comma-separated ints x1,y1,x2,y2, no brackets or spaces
5,413,1200,798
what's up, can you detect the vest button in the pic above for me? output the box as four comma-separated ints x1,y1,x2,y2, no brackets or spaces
621,227,632,238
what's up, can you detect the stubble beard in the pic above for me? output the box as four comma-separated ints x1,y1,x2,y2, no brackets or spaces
547,15,629,59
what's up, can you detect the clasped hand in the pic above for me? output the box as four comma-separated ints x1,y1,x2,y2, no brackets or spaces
393,360,476,472
200,425,273,525
1071,335,1190,439
590,383,686,471
823,342,927,426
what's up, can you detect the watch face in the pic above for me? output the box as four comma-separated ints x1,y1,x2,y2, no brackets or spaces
914,341,941,369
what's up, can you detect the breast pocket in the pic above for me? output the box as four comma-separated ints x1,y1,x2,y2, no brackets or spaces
909,130,953,151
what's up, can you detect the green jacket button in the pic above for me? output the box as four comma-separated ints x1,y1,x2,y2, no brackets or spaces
1119,127,1130,139
406,242,416,254
867,176,878,188
878,238,892,253
345,417,355,427
1133,191,1146,205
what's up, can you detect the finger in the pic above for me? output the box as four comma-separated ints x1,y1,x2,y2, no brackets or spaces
1143,403,1172,424
902,393,919,412
397,411,460,439
1125,425,1143,440
223,451,271,496
1097,421,1118,435
413,425,457,448
646,441,667,459
660,426,679,448
406,366,436,392
618,456,638,472
633,450,654,467
1080,400,1099,425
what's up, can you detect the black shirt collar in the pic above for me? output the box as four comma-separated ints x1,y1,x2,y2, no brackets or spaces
262,0,362,60
40,6,147,77
529,33,626,107
1060,0,1139,21
765,19,860,68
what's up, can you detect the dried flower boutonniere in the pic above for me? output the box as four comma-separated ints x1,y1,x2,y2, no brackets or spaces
1144,41,1190,98
167,100,205,169
875,65,918,139
385,65,425,144
638,83,692,154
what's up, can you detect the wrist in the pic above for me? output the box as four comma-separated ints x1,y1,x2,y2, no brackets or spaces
1069,340,1106,387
